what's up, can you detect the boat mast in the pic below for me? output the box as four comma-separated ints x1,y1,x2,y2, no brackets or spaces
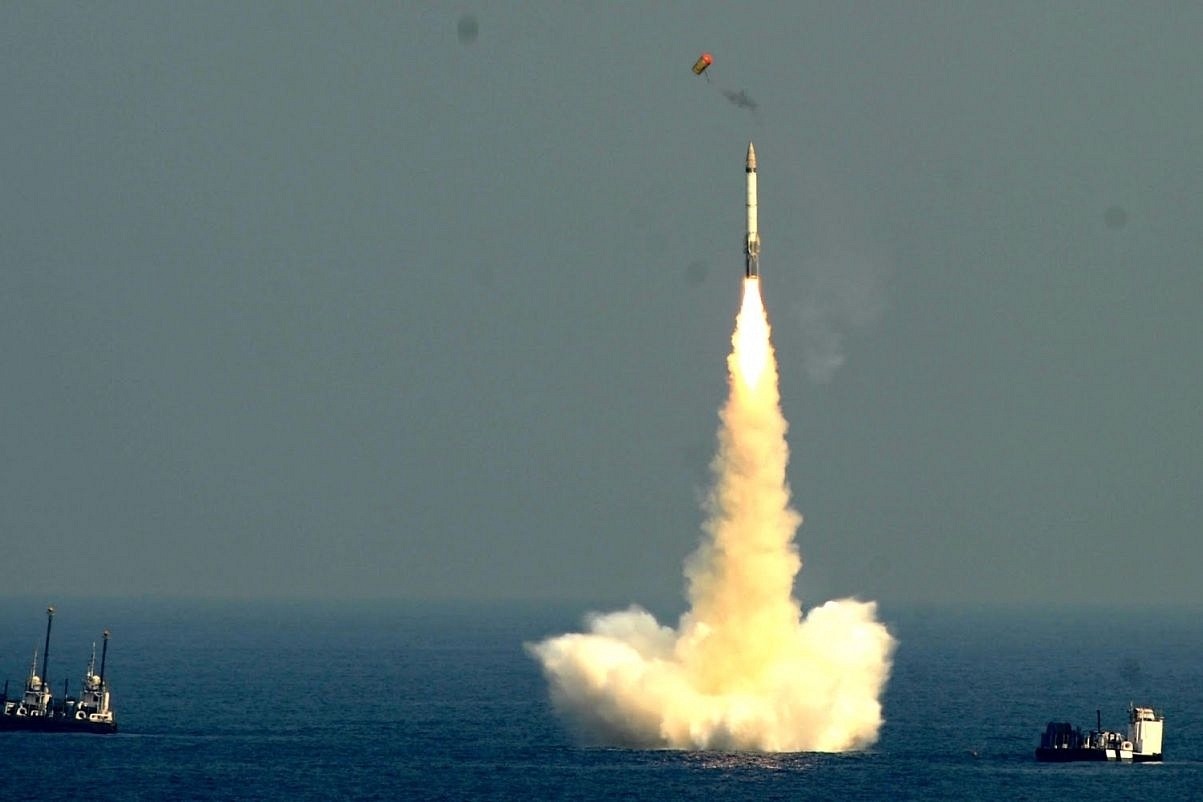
99,630,110,686
40,606,55,688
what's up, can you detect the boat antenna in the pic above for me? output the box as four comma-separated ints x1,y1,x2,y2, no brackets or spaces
1097,709,1102,733
40,606,55,689
99,630,110,686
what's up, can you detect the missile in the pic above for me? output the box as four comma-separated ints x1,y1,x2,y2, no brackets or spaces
745,142,759,278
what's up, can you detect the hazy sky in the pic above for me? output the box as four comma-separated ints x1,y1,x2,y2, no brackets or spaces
2,3,1200,606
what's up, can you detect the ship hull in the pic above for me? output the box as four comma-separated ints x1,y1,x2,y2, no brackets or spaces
1035,747,1161,763
0,714,117,735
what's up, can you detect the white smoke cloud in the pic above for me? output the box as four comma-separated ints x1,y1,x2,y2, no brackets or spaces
792,250,889,383
528,280,895,752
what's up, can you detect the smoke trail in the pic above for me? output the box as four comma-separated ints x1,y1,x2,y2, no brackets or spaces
721,88,758,112
528,279,894,752
793,250,889,383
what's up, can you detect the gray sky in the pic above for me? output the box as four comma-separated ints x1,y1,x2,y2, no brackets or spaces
2,3,1200,606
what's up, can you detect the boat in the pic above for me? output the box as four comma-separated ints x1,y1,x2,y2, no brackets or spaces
1035,705,1162,762
0,606,117,734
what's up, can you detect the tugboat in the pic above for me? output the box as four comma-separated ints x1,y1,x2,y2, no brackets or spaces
0,606,118,734
1035,705,1162,762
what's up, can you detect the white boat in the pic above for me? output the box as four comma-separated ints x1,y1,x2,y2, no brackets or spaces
1035,706,1163,762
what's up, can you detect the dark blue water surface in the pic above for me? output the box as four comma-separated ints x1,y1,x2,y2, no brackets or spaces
1,600,1201,800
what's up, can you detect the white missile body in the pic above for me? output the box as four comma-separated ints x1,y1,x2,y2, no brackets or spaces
745,142,760,278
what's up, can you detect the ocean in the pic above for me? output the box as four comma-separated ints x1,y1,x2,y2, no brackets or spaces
1,600,1201,800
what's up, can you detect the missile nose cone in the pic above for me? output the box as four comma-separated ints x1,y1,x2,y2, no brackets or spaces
746,142,757,170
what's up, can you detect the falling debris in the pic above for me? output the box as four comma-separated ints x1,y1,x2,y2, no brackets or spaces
689,51,758,115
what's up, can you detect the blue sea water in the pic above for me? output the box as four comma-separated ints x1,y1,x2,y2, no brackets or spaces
1,601,1201,800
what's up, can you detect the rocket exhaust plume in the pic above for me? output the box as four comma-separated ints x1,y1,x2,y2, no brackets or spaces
529,144,893,750
528,269,895,751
